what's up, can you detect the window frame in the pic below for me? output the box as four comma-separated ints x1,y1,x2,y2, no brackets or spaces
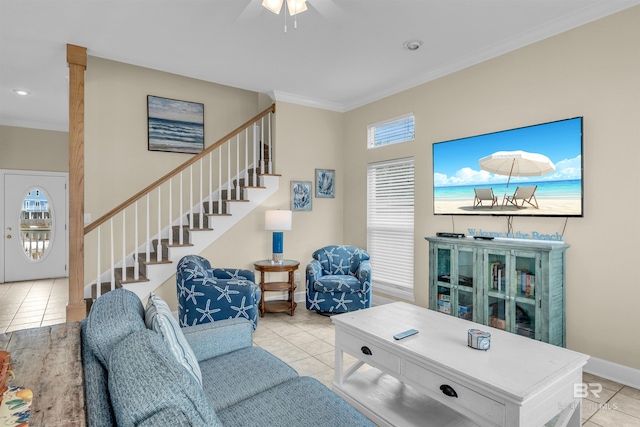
367,113,415,149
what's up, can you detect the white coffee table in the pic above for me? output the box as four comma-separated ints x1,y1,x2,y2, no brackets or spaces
332,302,588,427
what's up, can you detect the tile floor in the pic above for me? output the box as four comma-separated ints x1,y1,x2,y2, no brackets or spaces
1,279,638,426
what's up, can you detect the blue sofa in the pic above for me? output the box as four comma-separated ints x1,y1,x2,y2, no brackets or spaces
81,288,373,427
306,245,372,314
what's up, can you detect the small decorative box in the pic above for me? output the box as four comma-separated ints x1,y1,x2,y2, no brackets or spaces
468,329,491,351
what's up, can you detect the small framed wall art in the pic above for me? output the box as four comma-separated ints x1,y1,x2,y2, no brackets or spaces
148,95,204,154
291,181,312,211
315,169,335,198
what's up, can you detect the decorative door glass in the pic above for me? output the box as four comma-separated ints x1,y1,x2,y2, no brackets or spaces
19,188,53,261
456,248,474,320
487,252,507,330
435,247,452,314
514,253,537,338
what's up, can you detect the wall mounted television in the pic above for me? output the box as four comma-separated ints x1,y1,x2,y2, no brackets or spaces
433,117,583,217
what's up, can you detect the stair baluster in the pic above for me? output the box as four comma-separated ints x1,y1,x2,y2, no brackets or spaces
84,104,276,304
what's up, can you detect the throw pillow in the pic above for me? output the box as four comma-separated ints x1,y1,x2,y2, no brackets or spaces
144,293,203,387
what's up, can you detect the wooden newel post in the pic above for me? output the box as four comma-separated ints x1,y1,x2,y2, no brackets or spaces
67,44,87,322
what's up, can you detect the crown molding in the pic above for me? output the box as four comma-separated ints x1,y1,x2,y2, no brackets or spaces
267,90,346,113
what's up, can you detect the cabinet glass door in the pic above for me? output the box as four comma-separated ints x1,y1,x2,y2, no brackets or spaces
435,247,453,315
514,252,538,339
456,248,474,320
486,251,508,330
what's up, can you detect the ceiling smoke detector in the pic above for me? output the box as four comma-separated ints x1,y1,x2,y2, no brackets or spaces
403,40,423,51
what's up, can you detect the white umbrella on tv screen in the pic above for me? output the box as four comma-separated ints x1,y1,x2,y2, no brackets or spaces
479,150,556,190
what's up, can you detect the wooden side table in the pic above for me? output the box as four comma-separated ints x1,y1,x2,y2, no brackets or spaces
254,260,299,317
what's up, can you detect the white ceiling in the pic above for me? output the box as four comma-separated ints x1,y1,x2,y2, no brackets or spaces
1,0,639,132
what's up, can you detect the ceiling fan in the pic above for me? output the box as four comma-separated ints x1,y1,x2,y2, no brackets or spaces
235,0,348,27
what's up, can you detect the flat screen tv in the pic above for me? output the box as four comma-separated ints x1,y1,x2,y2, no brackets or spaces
433,117,583,217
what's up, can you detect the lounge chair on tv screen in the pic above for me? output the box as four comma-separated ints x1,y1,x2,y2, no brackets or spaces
504,185,539,209
473,188,498,209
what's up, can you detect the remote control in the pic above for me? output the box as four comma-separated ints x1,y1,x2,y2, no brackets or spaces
393,329,419,340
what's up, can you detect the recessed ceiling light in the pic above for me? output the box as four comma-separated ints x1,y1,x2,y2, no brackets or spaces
13,89,31,96
403,40,423,51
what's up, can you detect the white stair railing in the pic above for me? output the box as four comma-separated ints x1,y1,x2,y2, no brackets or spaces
84,105,275,297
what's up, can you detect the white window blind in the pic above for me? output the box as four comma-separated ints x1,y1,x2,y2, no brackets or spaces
367,157,415,300
367,113,415,148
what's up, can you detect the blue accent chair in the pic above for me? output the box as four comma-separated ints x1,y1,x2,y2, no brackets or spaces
177,255,261,330
306,245,372,314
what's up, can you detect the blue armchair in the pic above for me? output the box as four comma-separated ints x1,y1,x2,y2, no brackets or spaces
305,245,372,314
177,255,261,330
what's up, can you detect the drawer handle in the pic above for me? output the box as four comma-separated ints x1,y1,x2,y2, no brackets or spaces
440,384,458,398
361,346,372,356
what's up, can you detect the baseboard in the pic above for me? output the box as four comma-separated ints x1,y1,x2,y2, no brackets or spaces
584,356,640,390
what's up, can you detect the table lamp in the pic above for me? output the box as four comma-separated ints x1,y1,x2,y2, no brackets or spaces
265,210,292,264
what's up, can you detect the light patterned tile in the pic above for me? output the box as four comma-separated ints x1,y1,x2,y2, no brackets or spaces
284,331,318,346
584,386,617,405
589,407,640,427
582,399,600,421
310,369,335,389
619,386,640,400
269,322,306,337
10,314,43,324
254,336,294,353
43,312,66,322
301,339,334,356
6,322,41,332
610,392,640,419
307,326,335,341
583,373,625,392
287,356,331,376
268,345,311,364
40,318,65,327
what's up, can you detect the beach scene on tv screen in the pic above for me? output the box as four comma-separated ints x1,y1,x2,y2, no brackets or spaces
433,117,583,216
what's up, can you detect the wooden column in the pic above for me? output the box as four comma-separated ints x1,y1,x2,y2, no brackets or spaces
67,44,87,322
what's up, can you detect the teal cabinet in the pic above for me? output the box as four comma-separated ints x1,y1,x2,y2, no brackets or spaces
426,236,569,347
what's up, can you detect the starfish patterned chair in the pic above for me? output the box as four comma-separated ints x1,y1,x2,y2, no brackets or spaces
305,245,372,314
177,255,261,330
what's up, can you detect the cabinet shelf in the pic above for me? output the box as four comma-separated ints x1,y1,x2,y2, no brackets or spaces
426,236,569,347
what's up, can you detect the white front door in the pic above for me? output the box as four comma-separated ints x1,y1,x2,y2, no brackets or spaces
3,173,67,282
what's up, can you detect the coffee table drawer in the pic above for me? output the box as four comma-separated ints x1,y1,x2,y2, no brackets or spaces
404,360,505,425
339,331,401,374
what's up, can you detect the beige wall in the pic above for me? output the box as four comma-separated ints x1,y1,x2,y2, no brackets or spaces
85,57,262,219
343,7,640,369
0,125,68,172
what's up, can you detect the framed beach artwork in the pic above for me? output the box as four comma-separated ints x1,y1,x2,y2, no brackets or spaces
291,181,312,211
147,95,204,154
315,169,335,198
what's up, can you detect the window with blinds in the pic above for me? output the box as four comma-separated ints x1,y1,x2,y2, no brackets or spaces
367,113,415,148
367,157,415,300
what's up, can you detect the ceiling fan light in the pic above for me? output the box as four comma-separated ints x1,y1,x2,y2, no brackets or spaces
286,0,307,15
262,0,284,14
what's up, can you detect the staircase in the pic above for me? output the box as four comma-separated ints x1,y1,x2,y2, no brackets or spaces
84,105,277,303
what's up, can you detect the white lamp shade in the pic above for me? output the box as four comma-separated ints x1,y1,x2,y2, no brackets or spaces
286,0,307,15
262,0,284,14
262,0,307,15
265,210,292,231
